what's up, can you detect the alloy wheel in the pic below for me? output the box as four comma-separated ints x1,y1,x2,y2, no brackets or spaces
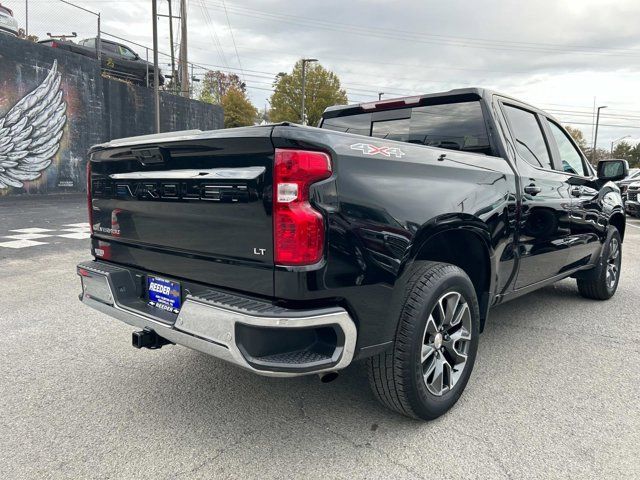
421,291,472,396
606,237,620,289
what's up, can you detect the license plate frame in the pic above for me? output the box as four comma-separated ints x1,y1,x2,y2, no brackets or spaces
147,276,182,314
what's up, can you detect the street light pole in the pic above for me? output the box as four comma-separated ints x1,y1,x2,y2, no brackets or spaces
592,105,607,163
611,135,631,155
300,58,317,125
378,92,384,100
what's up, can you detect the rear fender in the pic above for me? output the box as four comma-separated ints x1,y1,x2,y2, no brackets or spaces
391,215,494,332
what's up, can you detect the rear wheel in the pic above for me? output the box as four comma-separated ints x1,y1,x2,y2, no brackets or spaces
367,262,480,420
577,228,622,300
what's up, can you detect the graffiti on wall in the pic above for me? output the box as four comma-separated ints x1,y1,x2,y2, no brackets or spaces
0,33,222,195
0,60,66,189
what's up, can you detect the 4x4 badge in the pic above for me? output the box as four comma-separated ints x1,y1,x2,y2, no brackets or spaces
350,143,406,158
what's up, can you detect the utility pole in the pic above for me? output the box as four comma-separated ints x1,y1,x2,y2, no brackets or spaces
25,0,28,36
179,0,189,98
152,0,160,133
592,105,607,163
167,0,176,95
300,58,317,125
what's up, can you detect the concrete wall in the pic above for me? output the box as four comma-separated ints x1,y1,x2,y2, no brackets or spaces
0,35,223,195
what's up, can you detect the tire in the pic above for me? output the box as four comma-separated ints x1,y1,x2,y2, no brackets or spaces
577,228,622,300
367,262,480,420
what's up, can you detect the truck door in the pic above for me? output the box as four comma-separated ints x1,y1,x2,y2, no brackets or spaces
542,118,604,267
500,102,574,289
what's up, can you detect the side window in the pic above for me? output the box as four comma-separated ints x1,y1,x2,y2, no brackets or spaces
546,120,588,176
102,42,118,54
118,46,137,59
503,105,552,169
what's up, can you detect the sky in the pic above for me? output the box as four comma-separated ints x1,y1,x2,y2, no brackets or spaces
7,0,640,148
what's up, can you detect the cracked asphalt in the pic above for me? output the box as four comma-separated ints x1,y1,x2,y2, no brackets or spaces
1,195,639,479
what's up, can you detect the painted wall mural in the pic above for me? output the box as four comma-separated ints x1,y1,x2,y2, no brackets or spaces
0,34,223,196
0,60,66,189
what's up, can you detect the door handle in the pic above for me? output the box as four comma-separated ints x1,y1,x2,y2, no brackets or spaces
524,184,542,196
570,186,583,197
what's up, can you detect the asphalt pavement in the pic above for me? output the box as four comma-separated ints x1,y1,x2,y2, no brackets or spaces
1,194,639,479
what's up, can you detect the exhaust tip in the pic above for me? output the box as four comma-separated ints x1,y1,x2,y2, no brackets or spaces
318,371,339,383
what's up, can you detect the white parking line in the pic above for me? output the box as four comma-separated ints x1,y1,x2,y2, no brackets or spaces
3,233,53,240
627,222,640,230
0,239,49,249
0,223,91,249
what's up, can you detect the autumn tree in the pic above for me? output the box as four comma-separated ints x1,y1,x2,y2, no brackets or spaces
200,71,246,105
269,60,348,126
565,126,587,152
221,87,258,128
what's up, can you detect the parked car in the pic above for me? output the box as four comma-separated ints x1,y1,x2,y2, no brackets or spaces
0,4,19,37
78,88,627,420
38,37,164,86
625,181,640,217
616,167,640,200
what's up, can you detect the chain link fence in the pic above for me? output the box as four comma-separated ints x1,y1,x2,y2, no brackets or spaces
3,0,99,44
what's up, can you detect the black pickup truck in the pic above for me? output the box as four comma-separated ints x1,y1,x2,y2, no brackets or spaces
78,88,627,420
39,37,163,86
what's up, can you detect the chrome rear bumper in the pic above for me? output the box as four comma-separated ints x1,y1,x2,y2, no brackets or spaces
77,261,357,377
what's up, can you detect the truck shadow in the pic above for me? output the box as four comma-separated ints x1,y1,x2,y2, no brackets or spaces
107,275,632,476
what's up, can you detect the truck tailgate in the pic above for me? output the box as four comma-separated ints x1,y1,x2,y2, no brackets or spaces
88,127,275,297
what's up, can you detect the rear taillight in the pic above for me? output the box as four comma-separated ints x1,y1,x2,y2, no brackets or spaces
86,160,93,234
273,149,332,265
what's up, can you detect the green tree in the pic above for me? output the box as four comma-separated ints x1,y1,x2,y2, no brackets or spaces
612,140,633,160
221,87,258,128
565,126,587,152
629,143,640,168
200,71,246,105
269,60,348,126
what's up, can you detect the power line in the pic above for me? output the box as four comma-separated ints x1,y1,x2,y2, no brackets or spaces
196,0,228,67
220,0,244,81
98,30,640,127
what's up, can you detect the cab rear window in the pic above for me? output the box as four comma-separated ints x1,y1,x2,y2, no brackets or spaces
321,101,493,155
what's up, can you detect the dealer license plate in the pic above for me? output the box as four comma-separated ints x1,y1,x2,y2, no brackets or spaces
147,276,181,314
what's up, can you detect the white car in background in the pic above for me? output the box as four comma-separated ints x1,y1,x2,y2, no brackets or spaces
0,4,19,37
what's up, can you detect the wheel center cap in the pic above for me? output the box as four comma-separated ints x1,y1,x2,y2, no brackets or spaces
434,333,443,350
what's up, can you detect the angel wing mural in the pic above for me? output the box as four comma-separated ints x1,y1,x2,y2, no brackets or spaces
0,60,66,189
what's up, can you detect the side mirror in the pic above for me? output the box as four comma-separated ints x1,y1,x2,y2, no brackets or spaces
597,159,628,182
